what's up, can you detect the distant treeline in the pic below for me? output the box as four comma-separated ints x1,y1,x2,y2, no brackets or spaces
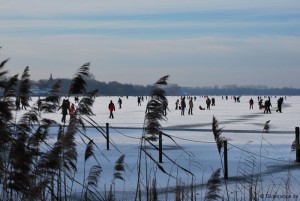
32,78,300,96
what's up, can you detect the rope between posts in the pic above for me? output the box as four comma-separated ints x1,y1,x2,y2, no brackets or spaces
109,126,142,140
110,125,216,143
228,142,294,163
107,124,297,164
165,133,216,144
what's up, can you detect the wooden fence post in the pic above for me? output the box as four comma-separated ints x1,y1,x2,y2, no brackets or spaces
159,132,162,163
296,127,300,162
224,140,228,180
106,123,110,150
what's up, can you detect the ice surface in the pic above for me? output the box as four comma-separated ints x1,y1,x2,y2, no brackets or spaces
16,95,300,200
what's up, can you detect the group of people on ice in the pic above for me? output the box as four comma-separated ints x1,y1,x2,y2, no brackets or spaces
58,98,77,123
61,95,285,122
13,94,286,123
175,96,219,115
174,96,215,116
15,96,30,110
174,95,285,116
253,96,285,114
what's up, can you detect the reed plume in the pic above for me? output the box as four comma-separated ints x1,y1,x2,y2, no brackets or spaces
204,169,222,201
0,58,9,89
113,154,125,181
18,66,31,109
211,116,229,200
212,116,225,154
39,80,62,113
84,165,102,201
144,75,169,140
3,74,18,97
69,62,90,95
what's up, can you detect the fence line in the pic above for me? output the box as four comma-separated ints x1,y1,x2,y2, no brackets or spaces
108,124,298,164
26,121,297,166
26,123,293,135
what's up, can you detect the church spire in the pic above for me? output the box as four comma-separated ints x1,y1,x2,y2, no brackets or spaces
48,73,54,88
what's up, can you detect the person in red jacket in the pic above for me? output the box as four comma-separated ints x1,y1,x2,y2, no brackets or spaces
108,100,116,119
69,103,76,117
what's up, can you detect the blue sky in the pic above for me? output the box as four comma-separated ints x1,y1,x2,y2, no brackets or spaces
1,0,300,88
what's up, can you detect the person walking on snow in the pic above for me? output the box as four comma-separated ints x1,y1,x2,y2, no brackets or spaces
108,100,116,119
249,98,254,109
276,97,284,113
175,99,179,110
264,99,272,114
58,98,70,123
163,101,168,116
137,97,142,106
118,97,122,109
206,97,211,110
69,103,76,118
181,97,186,115
188,98,193,115
211,97,215,106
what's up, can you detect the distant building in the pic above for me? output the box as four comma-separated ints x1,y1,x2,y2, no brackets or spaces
31,85,47,96
31,74,53,96
48,73,54,89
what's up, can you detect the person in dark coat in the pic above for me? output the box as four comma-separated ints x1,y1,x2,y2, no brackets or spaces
181,97,186,115
118,98,122,109
211,97,215,106
163,101,168,116
249,98,254,109
258,99,263,110
188,98,193,115
137,97,141,106
264,99,272,114
58,98,70,123
37,97,42,111
206,97,211,110
74,96,79,103
175,99,179,110
276,97,284,113
108,100,116,119
21,96,28,110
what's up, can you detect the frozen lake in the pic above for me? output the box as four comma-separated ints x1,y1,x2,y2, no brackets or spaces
16,95,300,200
